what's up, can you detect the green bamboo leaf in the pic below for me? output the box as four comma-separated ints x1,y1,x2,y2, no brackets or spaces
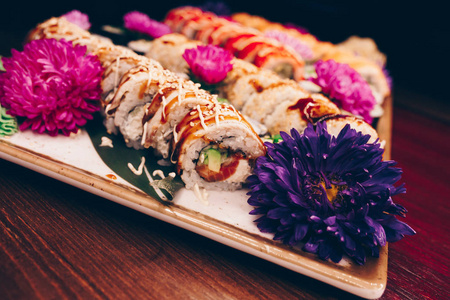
85,113,184,203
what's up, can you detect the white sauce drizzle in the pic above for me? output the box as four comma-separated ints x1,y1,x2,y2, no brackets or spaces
193,183,209,205
196,105,207,130
105,103,113,115
141,123,149,147
163,129,173,138
146,68,153,88
143,165,168,201
214,104,221,126
152,169,165,179
113,57,121,94
127,156,146,175
173,126,179,143
303,102,319,120
178,81,184,105
161,95,167,120
230,105,241,121
193,88,200,100
99,136,114,148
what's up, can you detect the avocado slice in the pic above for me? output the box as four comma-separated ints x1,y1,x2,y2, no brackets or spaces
206,148,222,172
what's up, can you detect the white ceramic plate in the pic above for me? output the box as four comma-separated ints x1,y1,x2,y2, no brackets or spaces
0,121,389,299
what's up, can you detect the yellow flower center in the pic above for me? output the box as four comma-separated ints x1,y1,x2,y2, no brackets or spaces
320,181,341,203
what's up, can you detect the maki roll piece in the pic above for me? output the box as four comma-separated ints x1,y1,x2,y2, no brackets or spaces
26,17,94,50
141,80,217,158
144,33,201,76
101,55,163,102
171,103,266,191
264,93,341,136
90,44,139,69
164,6,205,36
208,24,258,48
104,64,177,149
323,114,380,145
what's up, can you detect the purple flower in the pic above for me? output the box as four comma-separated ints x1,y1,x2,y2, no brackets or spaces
123,11,172,38
284,22,311,35
310,60,376,123
264,30,314,60
247,122,415,265
383,68,393,90
183,45,233,84
62,10,91,30
0,39,103,136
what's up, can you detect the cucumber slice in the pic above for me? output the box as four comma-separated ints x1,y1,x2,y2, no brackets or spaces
206,148,222,173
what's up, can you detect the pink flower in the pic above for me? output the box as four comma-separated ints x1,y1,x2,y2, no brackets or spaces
264,30,314,60
183,45,234,84
123,11,172,38
284,22,311,35
0,39,103,136
310,60,376,123
62,10,91,30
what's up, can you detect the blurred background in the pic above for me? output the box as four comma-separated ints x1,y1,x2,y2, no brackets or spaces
1,0,447,119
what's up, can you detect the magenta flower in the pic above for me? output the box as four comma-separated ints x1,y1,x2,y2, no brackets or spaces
0,39,103,136
264,30,314,60
62,10,91,30
183,45,234,84
310,60,376,123
123,11,172,38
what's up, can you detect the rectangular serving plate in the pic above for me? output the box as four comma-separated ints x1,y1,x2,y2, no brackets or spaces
0,97,392,299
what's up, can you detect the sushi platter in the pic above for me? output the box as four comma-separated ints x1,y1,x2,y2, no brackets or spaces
0,6,414,299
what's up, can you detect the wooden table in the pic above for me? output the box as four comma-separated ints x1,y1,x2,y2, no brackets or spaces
1,85,449,299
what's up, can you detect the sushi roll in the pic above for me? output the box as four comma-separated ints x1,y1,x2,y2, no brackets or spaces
141,79,217,158
103,64,172,149
26,17,94,50
322,114,380,145
172,103,266,191
27,16,268,192
101,54,163,102
144,33,340,135
144,33,201,75
230,12,391,102
163,6,305,81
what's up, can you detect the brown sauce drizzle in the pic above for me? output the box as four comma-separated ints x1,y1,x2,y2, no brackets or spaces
288,97,317,122
162,91,203,123
142,86,177,124
249,79,264,93
249,79,289,94
172,106,241,167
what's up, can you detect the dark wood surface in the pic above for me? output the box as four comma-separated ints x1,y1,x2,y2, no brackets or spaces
1,87,449,299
